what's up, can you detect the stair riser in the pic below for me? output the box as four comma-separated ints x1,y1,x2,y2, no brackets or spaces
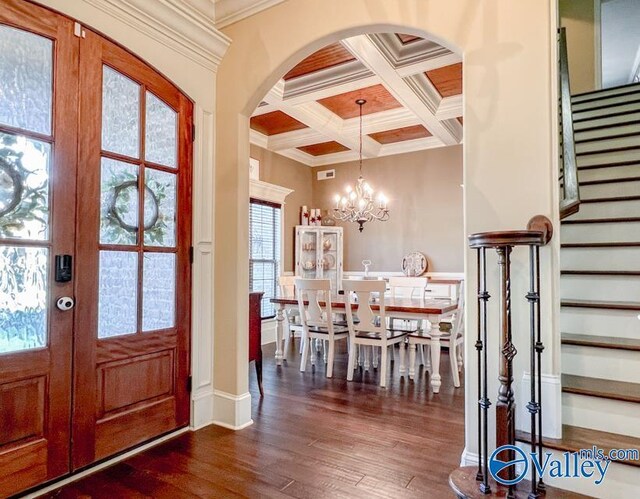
579,180,640,198
576,149,640,167
572,200,640,219
572,92,640,111
572,85,640,103
561,222,640,244
575,135,640,155
574,103,640,122
578,164,640,182
561,275,640,302
573,111,640,132
560,308,640,338
561,344,640,384
561,247,640,271
563,393,640,439
575,123,640,142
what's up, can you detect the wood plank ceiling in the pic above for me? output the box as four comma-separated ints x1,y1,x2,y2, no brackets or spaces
250,33,463,166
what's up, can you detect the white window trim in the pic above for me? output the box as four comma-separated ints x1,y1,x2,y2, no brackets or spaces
249,179,293,324
249,179,293,205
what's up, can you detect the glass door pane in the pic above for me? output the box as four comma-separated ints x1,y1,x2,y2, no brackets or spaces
0,26,53,354
320,230,339,290
0,25,53,135
299,229,318,279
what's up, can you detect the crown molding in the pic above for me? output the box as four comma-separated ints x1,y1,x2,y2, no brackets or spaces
84,0,230,72
215,0,287,29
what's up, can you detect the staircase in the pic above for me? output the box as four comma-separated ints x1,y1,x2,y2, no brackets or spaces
530,83,640,494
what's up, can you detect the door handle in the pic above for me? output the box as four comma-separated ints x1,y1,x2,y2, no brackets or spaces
56,296,75,311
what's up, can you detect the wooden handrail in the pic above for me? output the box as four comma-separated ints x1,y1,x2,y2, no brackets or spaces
559,27,580,219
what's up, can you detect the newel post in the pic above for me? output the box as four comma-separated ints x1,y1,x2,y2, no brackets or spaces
449,215,553,499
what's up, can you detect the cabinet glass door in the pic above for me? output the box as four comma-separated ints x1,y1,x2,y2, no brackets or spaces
298,228,319,279
320,230,339,291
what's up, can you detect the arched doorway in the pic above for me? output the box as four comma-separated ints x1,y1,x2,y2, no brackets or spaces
213,0,561,470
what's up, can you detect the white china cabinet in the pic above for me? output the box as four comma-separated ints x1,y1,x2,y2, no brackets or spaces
295,226,343,291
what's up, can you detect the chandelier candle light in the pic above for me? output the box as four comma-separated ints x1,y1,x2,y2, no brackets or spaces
333,99,390,232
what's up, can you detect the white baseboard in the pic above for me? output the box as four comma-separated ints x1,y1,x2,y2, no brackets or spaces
212,389,253,430
518,372,562,439
261,318,276,345
461,448,479,467
191,388,215,430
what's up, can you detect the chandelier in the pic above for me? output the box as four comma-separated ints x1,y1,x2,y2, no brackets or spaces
333,99,390,232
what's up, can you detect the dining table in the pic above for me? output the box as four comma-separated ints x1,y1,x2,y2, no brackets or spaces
270,294,458,393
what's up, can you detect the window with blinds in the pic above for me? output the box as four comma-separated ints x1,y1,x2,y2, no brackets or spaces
249,198,281,318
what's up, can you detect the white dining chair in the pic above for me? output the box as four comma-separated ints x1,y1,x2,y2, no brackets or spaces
407,282,465,387
278,275,303,355
387,276,428,364
343,279,417,388
295,278,349,378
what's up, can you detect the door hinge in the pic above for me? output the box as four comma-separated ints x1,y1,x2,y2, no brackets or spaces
191,124,196,142
186,375,193,393
189,246,194,264
74,22,86,39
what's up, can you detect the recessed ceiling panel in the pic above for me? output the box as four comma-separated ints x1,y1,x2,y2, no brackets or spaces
250,111,308,136
317,84,402,119
369,125,432,144
298,141,350,156
425,63,462,98
396,33,423,45
284,42,356,81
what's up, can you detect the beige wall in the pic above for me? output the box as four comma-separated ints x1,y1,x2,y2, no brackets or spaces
217,0,562,449
313,147,464,272
250,145,313,272
560,0,597,94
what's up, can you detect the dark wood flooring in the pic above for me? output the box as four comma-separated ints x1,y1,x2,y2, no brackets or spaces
43,340,465,498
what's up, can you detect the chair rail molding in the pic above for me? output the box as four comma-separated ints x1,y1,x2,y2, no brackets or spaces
82,0,231,71
214,0,287,29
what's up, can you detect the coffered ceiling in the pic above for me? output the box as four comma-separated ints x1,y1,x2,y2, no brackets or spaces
250,33,463,167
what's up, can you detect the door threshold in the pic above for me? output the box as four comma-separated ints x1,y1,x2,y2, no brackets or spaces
22,427,190,498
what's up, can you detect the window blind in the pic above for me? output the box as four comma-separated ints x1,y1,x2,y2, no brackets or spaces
249,198,281,319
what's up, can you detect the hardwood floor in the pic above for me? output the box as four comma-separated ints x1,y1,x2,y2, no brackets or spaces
43,341,465,498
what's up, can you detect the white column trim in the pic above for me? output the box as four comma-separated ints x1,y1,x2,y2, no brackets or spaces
212,390,253,429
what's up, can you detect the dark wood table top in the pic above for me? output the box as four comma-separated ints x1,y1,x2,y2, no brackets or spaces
270,295,457,315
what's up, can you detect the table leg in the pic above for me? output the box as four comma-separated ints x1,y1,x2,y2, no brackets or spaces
429,332,442,393
275,304,285,366
399,341,406,376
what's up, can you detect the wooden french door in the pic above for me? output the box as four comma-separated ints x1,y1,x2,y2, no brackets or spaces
0,2,78,495
0,1,192,495
72,27,192,469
